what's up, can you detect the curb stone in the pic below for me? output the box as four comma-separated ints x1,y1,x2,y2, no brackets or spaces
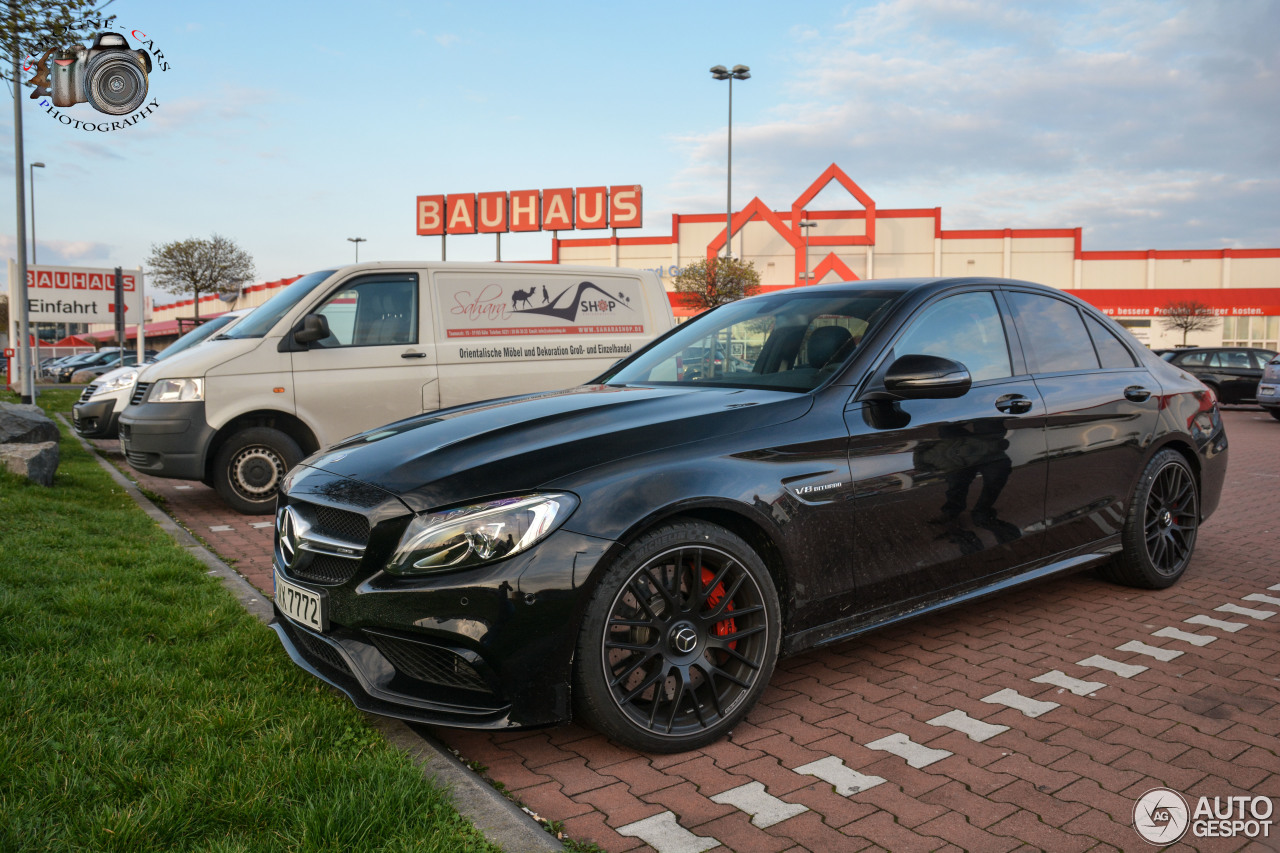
60,415,561,853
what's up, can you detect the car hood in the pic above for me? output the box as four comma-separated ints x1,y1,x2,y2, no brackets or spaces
296,384,812,513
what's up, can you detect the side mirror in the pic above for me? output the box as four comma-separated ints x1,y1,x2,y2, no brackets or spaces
293,314,331,346
882,354,971,399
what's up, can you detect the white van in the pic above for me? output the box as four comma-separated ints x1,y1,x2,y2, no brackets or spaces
117,262,674,513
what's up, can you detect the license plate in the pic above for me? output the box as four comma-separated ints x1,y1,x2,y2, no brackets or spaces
1260,386,1275,396
274,567,326,631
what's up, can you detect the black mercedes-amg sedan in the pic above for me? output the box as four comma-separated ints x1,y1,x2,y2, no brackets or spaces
270,277,1227,752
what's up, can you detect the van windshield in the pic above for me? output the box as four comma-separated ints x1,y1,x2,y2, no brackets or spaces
601,290,902,392
156,311,244,361
221,270,337,339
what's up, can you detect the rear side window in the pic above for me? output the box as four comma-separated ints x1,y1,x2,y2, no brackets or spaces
1085,316,1137,368
1007,292,1098,373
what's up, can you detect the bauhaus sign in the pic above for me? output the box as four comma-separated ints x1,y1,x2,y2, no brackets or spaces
417,186,642,236
19,264,144,324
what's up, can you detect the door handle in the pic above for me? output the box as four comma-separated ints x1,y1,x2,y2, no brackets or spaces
994,394,1033,414
1124,385,1152,402
401,351,428,359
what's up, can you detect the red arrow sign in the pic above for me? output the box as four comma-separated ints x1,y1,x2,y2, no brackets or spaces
108,303,130,313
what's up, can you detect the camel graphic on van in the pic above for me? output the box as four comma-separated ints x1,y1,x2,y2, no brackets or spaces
513,280,635,322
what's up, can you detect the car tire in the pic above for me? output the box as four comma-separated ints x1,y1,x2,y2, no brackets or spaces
573,519,781,753
1269,409,1280,422
212,427,302,515
1102,449,1199,589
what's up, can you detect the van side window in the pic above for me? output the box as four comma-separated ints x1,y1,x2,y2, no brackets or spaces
314,277,418,347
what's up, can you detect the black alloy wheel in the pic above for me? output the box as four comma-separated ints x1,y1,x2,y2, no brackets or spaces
1103,449,1199,589
575,520,780,752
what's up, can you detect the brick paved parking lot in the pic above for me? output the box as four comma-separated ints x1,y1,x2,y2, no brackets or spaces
96,408,1279,852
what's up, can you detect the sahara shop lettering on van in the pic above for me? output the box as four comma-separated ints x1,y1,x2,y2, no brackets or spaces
450,285,509,323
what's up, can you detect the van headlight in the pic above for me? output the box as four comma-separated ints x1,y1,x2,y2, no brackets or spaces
386,493,578,576
91,369,139,398
147,378,204,403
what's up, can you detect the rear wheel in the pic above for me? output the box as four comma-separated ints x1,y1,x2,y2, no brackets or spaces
212,427,302,515
1269,409,1280,422
1102,449,1199,589
574,520,780,752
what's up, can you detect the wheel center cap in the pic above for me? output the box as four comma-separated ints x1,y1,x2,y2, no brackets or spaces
1159,509,1173,528
670,624,699,655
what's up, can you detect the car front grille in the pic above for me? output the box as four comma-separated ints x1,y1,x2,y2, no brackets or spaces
290,554,361,586
130,382,151,406
367,632,492,694
79,384,98,403
287,623,351,676
312,504,371,544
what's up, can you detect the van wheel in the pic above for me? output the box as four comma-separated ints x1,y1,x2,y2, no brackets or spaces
213,427,302,515
573,520,780,753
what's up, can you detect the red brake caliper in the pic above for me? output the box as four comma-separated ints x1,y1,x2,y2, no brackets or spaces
701,568,737,650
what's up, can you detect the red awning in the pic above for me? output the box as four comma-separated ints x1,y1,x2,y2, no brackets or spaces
53,334,96,346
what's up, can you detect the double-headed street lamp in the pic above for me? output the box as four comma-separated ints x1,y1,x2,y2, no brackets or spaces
798,219,817,282
347,237,367,262
710,64,749,259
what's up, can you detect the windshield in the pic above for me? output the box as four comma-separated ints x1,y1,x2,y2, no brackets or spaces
602,290,902,392
155,311,247,361
222,270,336,339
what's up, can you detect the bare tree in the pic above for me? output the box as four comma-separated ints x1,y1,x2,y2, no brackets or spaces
146,235,256,322
2,1,113,84
673,257,762,313
1159,300,1218,346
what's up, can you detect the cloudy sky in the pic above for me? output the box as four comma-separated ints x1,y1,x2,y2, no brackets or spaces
2,0,1276,304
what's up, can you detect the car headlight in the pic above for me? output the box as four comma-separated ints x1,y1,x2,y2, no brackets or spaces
386,493,578,576
147,377,204,403
91,369,139,398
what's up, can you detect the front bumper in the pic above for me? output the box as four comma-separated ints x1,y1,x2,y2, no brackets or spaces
271,479,615,729
118,401,215,480
72,396,119,439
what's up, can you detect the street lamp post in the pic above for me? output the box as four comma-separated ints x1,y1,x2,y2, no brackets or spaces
29,162,45,364
798,219,817,284
347,237,367,262
710,64,750,259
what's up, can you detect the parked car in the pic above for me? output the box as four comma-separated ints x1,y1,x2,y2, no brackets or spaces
54,348,127,383
1160,347,1276,404
1258,353,1280,421
74,312,251,439
269,277,1227,752
119,262,674,514
70,351,157,383
48,350,115,381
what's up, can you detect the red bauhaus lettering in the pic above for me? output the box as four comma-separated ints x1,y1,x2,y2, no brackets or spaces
72,272,87,289
576,186,608,230
610,185,642,228
477,191,508,233
542,188,574,230
417,195,445,235
510,190,541,232
447,194,477,234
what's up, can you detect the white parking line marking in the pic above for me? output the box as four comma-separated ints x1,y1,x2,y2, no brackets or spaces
865,732,952,768
1116,640,1183,662
926,709,1008,742
710,782,808,828
174,485,193,490
1151,627,1216,647
1242,593,1280,608
1269,584,1280,592
1077,654,1147,678
617,811,719,853
250,521,274,529
209,525,233,532
793,756,886,796
1184,614,1247,633
1216,603,1276,620
1031,670,1107,696
981,688,1059,718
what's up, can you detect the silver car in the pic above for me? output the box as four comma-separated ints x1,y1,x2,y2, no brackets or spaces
1259,353,1280,420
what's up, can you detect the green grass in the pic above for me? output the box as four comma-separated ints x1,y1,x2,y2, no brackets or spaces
0,389,500,852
